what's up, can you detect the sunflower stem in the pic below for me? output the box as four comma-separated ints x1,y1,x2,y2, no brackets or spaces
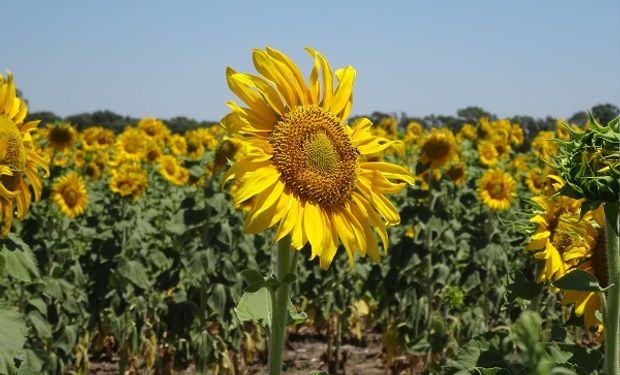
268,234,293,375
604,209,619,375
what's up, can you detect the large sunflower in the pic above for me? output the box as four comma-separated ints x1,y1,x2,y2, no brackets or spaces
477,168,516,211
0,72,49,237
222,47,414,269
52,172,88,218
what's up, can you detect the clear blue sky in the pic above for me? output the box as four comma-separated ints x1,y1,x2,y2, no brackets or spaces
4,1,619,121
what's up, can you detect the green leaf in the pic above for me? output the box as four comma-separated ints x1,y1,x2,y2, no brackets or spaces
506,271,543,302
579,200,603,219
207,284,227,319
234,288,272,332
281,273,297,284
118,260,151,289
287,301,307,325
189,165,205,178
2,249,39,282
0,306,28,374
240,269,265,293
552,270,604,292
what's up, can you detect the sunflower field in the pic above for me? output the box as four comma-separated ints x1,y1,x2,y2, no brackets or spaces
1,48,619,375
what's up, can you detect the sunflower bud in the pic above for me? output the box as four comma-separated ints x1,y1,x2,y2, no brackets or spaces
554,113,619,205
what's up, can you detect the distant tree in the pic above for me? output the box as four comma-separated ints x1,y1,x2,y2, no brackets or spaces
591,103,619,125
457,106,493,123
66,110,136,133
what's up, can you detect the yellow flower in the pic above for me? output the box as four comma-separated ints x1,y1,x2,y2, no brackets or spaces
531,131,558,161
109,163,148,200
144,141,162,164
376,117,398,140
138,117,170,144
511,154,529,173
115,127,147,161
457,123,476,141
168,134,187,156
404,121,424,144
158,155,188,186
510,123,524,145
52,172,88,218
524,194,588,282
213,139,241,175
81,127,115,151
477,169,516,211
185,132,206,160
477,141,499,166
0,72,49,237
222,47,414,269
445,161,466,185
420,128,458,169
47,123,78,152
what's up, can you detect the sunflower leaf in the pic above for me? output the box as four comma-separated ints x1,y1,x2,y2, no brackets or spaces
552,270,604,292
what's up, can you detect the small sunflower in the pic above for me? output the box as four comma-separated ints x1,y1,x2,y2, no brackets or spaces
52,172,88,218
168,134,187,156
109,163,148,200
531,131,558,161
158,155,188,186
445,161,466,185
0,72,50,237
47,123,78,152
145,141,162,164
185,133,205,160
222,47,414,269
81,127,115,151
138,117,170,144
510,123,524,145
404,121,424,143
420,128,458,169
115,127,147,161
457,123,476,142
477,141,499,166
477,169,516,211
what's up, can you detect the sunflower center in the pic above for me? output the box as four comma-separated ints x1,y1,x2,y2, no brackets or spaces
489,182,507,199
49,127,73,145
270,105,359,208
63,189,78,207
423,139,450,159
0,116,27,172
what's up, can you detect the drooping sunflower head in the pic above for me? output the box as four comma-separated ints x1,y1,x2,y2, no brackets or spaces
47,122,78,152
52,172,88,218
553,114,620,203
477,168,516,211
420,128,458,169
0,72,49,237
222,47,414,269
115,127,147,162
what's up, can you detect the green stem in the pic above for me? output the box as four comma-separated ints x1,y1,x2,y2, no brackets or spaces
268,235,293,375
604,210,619,375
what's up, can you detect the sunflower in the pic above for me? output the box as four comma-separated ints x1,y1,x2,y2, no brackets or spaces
457,123,476,142
524,194,588,282
138,117,170,144
115,127,147,161
510,154,529,174
477,141,499,166
511,123,524,145
47,123,78,152
213,139,241,174
477,169,516,211
145,141,162,164
222,47,414,269
168,134,187,156
445,161,466,185
420,128,458,169
0,72,49,237
559,209,606,334
109,163,148,200
81,126,115,151
531,131,558,161
158,155,188,186
185,132,205,160
52,172,88,218
524,167,558,195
